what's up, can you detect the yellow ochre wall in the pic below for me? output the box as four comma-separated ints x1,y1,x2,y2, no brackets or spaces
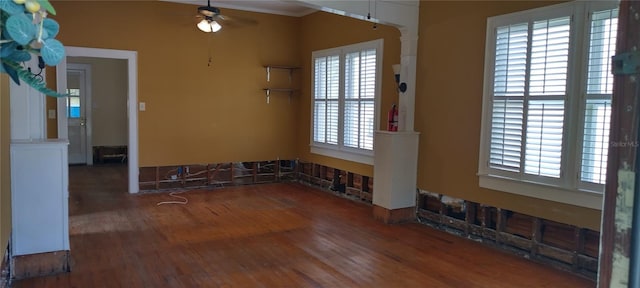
53,1,302,166
49,0,599,230
0,75,11,253
416,1,599,230
297,11,401,177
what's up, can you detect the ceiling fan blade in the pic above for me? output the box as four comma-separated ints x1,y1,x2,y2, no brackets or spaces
218,14,258,27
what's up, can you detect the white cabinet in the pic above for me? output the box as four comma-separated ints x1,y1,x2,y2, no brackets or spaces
11,140,69,256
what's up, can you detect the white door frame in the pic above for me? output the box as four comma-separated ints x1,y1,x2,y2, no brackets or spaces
56,47,139,193
66,64,93,165
10,57,46,140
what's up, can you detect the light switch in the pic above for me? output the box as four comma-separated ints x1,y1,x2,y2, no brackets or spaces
48,109,56,119
139,102,146,111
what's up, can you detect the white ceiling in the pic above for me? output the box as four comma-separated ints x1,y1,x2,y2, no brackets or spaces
163,0,318,17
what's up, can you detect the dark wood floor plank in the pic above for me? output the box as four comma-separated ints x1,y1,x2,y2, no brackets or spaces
13,164,594,287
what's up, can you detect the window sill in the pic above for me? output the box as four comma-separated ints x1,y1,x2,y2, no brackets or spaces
310,145,373,165
478,174,603,210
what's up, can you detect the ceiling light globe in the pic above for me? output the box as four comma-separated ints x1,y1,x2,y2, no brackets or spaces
197,19,212,33
211,21,222,32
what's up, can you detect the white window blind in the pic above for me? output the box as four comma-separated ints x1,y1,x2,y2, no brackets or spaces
344,49,376,150
529,17,570,96
313,55,340,145
490,23,527,171
311,39,382,165
489,16,570,179
580,8,618,185
524,17,570,178
479,1,618,208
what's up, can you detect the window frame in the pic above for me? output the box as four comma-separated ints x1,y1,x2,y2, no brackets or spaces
310,39,383,165
478,1,618,210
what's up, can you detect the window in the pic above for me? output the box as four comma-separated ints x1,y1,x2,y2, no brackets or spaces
479,2,618,209
66,88,81,118
581,8,617,188
311,39,382,165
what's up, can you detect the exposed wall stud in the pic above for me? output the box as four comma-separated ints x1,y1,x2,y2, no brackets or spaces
532,218,542,258
496,209,507,245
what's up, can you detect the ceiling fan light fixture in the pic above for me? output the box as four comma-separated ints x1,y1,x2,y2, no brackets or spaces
197,19,222,33
197,19,212,32
210,20,222,32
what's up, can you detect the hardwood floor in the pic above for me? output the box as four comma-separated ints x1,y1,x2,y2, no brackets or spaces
14,164,594,287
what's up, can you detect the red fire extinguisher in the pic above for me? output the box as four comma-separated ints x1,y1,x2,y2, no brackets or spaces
387,104,398,131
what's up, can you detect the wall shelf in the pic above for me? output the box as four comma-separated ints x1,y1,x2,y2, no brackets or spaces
263,65,299,104
263,88,297,104
264,65,299,82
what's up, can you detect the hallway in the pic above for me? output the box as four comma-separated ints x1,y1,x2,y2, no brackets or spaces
14,165,594,287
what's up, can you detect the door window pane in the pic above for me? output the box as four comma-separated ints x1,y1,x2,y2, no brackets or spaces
66,88,81,119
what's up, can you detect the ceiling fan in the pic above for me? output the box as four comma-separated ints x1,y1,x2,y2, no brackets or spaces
196,0,224,33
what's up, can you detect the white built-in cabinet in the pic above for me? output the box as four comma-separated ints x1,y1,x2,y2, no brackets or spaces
10,140,69,256
9,59,70,257
373,131,420,210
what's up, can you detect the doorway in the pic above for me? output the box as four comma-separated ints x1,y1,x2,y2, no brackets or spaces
66,64,92,165
56,47,139,193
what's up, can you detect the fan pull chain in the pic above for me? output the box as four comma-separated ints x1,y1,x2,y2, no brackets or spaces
207,33,213,67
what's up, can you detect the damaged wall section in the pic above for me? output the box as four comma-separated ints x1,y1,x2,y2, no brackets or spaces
417,190,599,280
139,160,297,191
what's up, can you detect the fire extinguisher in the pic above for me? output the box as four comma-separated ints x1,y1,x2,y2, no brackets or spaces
387,104,398,132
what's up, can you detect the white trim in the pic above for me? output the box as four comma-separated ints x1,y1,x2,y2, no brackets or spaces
485,1,575,27
160,0,317,17
10,57,46,140
56,47,139,194
310,146,373,165
564,3,587,193
67,64,93,166
56,60,68,139
479,174,603,210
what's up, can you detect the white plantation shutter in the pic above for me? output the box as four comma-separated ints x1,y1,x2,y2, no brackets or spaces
489,16,570,179
581,99,611,184
490,23,527,171
529,17,571,96
493,24,528,96
524,100,564,177
586,9,617,95
344,49,376,150
581,8,618,185
490,99,524,171
313,55,340,145
524,17,570,178
311,39,381,163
